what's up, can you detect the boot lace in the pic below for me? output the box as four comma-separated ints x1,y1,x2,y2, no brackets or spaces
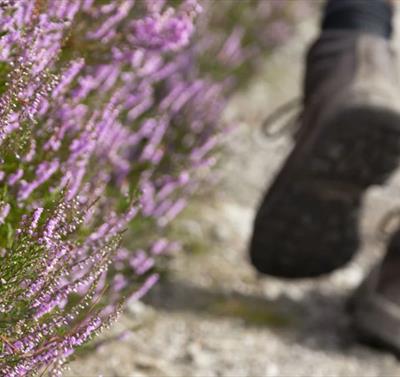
261,97,301,139
377,207,400,240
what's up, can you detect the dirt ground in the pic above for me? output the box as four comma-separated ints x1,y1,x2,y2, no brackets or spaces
67,13,400,377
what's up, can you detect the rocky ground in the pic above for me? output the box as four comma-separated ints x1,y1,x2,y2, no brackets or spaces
67,14,400,377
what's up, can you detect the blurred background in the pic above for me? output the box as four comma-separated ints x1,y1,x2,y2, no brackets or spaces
67,1,400,376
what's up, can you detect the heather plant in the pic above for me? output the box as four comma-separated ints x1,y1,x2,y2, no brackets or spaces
0,1,201,374
0,0,308,375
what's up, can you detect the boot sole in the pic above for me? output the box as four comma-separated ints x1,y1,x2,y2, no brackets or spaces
250,105,400,278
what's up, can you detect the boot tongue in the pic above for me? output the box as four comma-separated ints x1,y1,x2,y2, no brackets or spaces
303,31,358,106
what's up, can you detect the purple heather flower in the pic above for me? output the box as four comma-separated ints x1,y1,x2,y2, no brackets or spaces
127,273,159,303
0,202,10,224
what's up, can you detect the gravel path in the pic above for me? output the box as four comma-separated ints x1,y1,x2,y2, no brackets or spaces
67,15,400,377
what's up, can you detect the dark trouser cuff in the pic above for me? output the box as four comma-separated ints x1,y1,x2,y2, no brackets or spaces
322,0,394,39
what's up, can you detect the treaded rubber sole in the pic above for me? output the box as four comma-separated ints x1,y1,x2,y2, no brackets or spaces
250,105,400,278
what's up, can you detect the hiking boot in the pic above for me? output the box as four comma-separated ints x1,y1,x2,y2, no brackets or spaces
249,30,400,278
349,230,400,355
